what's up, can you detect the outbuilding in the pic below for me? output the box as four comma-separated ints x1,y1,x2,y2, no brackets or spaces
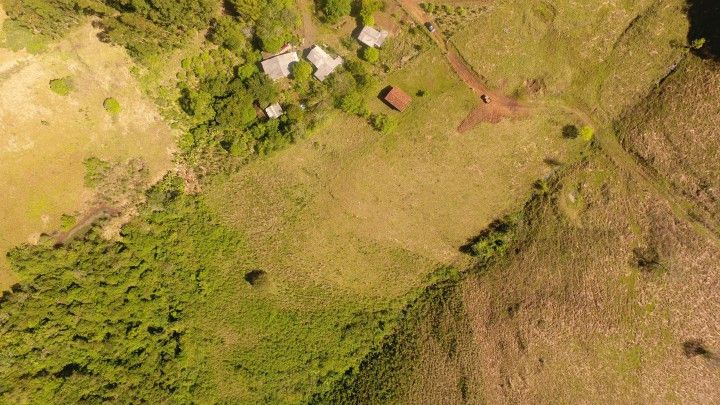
265,103,283,119
382,86,412,111
261,52,299,80
306,46,343,81
357,26,389,48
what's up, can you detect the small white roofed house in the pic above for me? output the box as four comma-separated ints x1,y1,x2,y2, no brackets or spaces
265,103,283,119
357,26,389,48
261,52,299,80
306,46,343,81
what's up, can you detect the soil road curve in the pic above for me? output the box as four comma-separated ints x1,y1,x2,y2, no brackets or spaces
394,0,525,130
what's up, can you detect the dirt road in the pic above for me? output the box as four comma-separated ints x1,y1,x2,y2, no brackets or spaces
395,0,524,130
55,206,118,246
297,0,318,46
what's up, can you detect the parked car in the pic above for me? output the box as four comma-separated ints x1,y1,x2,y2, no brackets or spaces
481,94,491,104
425,22,436,33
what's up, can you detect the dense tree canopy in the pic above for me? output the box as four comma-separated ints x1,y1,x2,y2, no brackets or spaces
0,179,243,402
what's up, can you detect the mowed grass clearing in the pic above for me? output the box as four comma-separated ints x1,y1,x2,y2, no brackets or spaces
196,48,585,401
0,19,176,289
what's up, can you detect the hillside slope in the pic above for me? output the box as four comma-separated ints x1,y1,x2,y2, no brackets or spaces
320,28,720,405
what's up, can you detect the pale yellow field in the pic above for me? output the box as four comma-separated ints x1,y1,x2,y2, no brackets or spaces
0,19,176,288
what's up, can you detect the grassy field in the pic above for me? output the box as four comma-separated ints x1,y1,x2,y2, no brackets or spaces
0,16,176,289
452,0,688,117
193,45,586,401
320,3,720,404
1,0,711,402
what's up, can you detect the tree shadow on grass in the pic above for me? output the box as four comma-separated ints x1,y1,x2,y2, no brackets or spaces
686,0,720,60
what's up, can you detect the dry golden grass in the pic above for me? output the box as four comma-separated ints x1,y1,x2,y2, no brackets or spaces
620,56,720,227
0,21,176,288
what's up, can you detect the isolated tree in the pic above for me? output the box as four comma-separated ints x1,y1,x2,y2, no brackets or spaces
338,91,369,117
691,37,706,50
103,97,121,115
49,77,72,96
369,113,396,133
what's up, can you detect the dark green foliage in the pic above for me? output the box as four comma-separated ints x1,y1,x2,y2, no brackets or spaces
369,113,396,133
320,0,352,23
209,16,250,53
245,73,278,107
464,215,520,260
5,0,218,60
226,0,264,20
254,0,298,52
343,59,374,90
0,178,244,402
213,91,257,128
3,0,109,38
311,273,468,404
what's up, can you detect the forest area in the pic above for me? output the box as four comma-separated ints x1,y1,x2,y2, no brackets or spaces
0,0,410,401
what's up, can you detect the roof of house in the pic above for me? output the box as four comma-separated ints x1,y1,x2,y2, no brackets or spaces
265,103,283,119
306,46,343,81
261,52,299,80
383,86,412,111
357,26,389,48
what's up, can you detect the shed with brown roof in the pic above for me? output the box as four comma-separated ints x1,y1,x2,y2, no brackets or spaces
382,86,412,111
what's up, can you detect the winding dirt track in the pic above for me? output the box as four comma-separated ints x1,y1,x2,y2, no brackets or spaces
394,0,525,131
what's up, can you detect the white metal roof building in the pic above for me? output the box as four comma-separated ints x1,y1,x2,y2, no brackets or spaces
265,103,283,119
306,46,343,81
357,26,389,48
261,52,299,80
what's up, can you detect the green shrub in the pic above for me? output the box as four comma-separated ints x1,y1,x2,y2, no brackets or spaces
421,2,435,13
291,59,314,83
338,91,369,117
369,113,396,133
49,77,72,96
579,125,595,141
59,214,77,231
360,46,380,63
103,97,121,115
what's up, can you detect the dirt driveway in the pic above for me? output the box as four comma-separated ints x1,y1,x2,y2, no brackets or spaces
395,0,525,130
